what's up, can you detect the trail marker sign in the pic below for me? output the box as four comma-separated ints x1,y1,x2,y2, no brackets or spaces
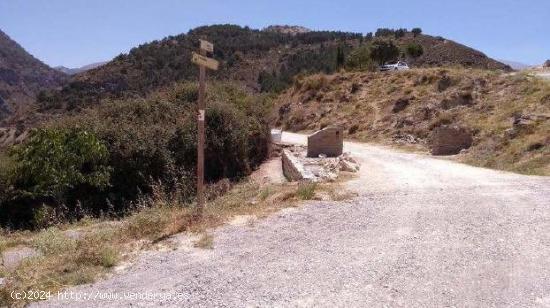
200,39,214,53
192,52,219,71
191,39,218,216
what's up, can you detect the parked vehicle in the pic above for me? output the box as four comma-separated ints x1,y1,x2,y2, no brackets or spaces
380,61,410,71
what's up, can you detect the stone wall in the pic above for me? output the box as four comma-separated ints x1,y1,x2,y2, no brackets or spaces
307,126,343,158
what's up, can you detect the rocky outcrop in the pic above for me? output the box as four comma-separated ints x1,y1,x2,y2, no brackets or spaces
430,126,473,155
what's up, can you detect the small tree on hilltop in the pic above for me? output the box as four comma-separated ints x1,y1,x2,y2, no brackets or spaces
394,28,407,39
412,28,422,37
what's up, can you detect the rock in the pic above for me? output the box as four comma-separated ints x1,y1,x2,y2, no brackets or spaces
339,159,359,172
437,75,453,92
430,126,473,155
440,92,473,110
2,247,41,271
544,60,550,68
392,97,410,113
338,153,360,172
64,230,83,240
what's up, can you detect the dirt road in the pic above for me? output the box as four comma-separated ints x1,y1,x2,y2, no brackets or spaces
35,132,550,307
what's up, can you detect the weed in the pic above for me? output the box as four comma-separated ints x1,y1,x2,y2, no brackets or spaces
194,233,214,249
296,182,317,200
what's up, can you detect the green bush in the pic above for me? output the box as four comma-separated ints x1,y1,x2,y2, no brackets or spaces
0,129,110,228
2,82,271,229
406,43,424,58
9,129,110,200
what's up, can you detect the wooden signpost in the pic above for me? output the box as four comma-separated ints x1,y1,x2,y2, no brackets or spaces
191,39,218,215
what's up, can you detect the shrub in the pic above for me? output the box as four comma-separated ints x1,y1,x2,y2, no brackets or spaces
9,129,110,202
2,83,271,229
296,182,317,200
0,129,111,229
406,43,424,58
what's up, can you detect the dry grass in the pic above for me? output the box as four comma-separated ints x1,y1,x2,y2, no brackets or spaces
194,233,214,249
0,177,352,306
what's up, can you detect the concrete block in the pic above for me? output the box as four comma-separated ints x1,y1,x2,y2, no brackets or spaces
307,126,343,158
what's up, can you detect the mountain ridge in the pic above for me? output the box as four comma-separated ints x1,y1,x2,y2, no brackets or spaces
0,29,67,122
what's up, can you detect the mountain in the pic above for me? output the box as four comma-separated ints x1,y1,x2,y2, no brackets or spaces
54,61,108,75
0,29,67,122
498,59,532,70
37,25,510,114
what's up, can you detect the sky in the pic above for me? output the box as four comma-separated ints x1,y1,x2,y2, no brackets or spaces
0,0,548,68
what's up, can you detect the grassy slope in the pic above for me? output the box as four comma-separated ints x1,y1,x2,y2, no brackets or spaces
275,68,549,175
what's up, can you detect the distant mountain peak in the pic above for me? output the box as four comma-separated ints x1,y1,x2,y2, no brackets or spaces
54,61,108,75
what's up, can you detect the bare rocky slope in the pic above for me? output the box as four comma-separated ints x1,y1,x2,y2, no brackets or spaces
275,68,550,175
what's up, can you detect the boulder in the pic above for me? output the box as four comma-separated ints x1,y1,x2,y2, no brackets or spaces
440,92,473,109
392,97,410,113
2,247,41,271
430,126,473,155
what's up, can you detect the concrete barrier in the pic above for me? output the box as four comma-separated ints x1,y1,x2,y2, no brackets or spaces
307,126,343,158
282,150,315,182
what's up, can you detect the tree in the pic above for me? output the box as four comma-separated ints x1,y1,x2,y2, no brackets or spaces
364,32,373,41
394,28,407,39
375,28,394,37
345,46,375,71
369,40,400,65
336,45,345,68
9,128,111,202
412,28,422,37
405,43,424,58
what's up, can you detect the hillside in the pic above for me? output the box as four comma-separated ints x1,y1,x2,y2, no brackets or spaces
275,69,549,175
0,29,67,122
36,25,510,114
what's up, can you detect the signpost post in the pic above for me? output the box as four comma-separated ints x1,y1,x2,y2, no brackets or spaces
191,39,218,216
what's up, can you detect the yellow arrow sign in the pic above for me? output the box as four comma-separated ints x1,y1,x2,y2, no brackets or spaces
192,52,219,71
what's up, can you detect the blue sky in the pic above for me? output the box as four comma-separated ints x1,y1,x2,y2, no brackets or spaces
1,0,548,68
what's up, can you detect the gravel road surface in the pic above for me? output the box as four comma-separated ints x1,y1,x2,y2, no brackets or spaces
35,132,550,307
